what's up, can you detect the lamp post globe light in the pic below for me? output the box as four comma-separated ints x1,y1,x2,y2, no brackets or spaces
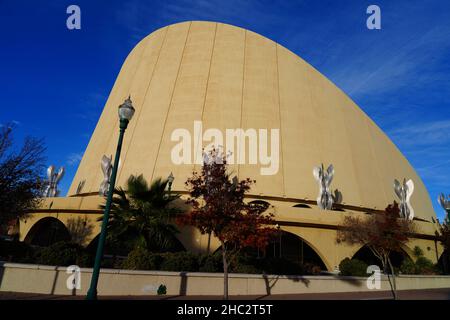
276,224,281,258
86,96,135,300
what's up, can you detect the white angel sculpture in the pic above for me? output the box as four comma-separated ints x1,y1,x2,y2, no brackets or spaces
43,165,65,197
313,164,334,210
99,155,112,196
438,193,450,216
393,178,414,220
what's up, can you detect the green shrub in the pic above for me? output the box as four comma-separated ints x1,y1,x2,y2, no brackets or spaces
400,246,437,275
121,247,162,270
123,250,219,272
228,254,255,273
198,253,223,272
75,252,93,267
339,258,368,277
413,246,424,258
228,255,306,275
0,240,35,263
160,252,199,272
415,256,436,275
400,258,416,274
437,252,450,275
35,241,92,267
233,263,262,274
229,255,262,274
303,262,322,275
157,284,167,295
259,257,305,275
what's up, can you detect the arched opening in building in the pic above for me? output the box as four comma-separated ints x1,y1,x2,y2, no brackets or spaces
214,231,328,274
261,231,327,270
248,200,271,211
438,250,450,274
352,245,409,271
24,217,70,247
293,203,311,209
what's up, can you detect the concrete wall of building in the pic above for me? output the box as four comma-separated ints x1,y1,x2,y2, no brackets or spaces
20,197,103,247
1,262,450,296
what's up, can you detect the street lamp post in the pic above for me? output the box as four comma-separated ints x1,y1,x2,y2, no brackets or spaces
276,224,281,258
438,193,450,273
86,97,135,300
166,172,175,224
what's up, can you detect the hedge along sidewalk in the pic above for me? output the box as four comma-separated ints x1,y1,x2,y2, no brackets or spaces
1,261,450,296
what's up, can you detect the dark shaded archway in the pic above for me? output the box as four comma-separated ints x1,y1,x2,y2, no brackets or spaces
24,217,70,247
438,249,450,274
248,200,271,211
220,231,328,272
352,245,409,271
293,203,311,209
262,231,327,270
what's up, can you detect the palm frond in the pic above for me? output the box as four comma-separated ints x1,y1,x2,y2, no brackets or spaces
98,174,184,254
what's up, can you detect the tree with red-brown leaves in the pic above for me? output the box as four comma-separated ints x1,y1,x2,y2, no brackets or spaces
179,148,277,299
337,202,414,299
438,215,450,274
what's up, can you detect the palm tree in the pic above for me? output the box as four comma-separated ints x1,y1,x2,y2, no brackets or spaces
99,174,183,255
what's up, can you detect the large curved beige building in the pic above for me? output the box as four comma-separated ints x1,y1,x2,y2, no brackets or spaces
20,21,442,271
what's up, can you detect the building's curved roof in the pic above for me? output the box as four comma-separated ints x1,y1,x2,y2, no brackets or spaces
68,21,435,221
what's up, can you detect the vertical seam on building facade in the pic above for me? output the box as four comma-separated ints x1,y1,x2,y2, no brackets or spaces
150,22,192,182
117,26,169,183
237,29,247,179
193,22,218,169
275,44,286,197
89,37,148,193
365,116,389,207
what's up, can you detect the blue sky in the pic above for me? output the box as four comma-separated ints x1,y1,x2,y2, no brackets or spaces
0,0,449,219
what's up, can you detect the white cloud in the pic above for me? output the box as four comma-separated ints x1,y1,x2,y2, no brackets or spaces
114,0,286,45
328,25,450,100
67,152,83,166
390,120,450,147
387,120,450,208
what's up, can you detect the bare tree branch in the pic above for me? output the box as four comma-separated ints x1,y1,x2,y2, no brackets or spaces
0,124,46,229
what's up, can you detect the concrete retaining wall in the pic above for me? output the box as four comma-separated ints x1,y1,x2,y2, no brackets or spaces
1,262,450,296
